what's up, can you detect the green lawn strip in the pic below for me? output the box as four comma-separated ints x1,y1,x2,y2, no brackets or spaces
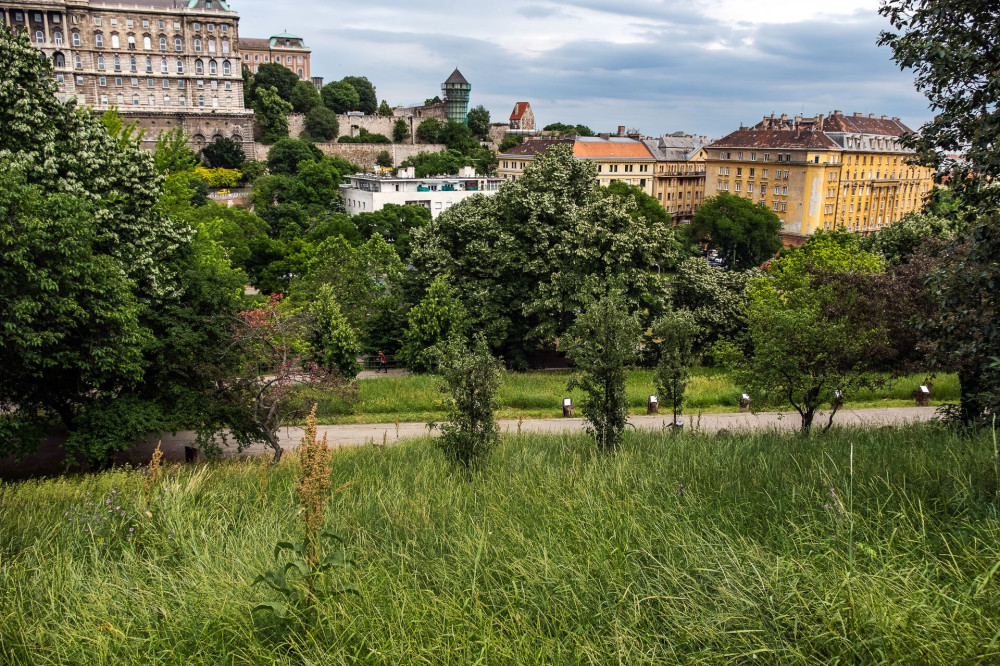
2,423,998,663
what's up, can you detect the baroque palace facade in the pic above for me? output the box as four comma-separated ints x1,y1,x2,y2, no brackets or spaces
1,0,254,153
707,111,935,239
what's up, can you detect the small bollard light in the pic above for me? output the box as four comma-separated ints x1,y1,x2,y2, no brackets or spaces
739,393,752,413
916,385,931,407
562,398,574,418
647,395,659,415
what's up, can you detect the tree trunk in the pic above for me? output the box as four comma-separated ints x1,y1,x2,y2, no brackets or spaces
958,367,984,426
265,430,283,464
801,409,815,434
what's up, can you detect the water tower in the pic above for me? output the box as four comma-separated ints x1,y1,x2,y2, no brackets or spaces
442,68,471,125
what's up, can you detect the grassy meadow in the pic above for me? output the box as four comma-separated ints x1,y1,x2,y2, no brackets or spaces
316,368,960,424
2,423,998,664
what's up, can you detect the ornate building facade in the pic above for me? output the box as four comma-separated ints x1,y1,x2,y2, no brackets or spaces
239,32,310,80
2,0,254,153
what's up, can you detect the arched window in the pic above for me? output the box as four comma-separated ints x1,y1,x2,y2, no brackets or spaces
174,36,182,51
35,30,44,43
221,39,229,54
160,58,168,73
53,52,66,67
95,32,103,47
195,59,203,74
113,56,121,71
208,38,215,52
53,30,63,44
143,35,151,50
194,38,201,52
72,31,80,46
145,57,152,72
297,68,303,78
176,60,183,73
74,54,82,69
159,35,166,50
129,56,137,72
97,56,105,70
222,60,231,75
111,33,119,48
208,60,217,74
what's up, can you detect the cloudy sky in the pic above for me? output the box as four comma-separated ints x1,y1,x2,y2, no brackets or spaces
235,0,928,139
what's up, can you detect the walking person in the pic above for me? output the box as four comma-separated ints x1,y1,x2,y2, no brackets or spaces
377,350,388,374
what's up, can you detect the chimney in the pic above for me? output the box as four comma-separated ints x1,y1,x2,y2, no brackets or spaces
869,113,875,118
881,115,888,120
600,132,610,140
853,112,862,117
833,109,843,115
617,125,626,137
780,113,788,121
816,113,824,131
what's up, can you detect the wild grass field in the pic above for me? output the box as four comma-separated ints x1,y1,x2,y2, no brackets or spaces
315,369,960,424
1,422,997,664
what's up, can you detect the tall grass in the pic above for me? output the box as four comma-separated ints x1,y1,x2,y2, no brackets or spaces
313,369,959,424
1,423,998,663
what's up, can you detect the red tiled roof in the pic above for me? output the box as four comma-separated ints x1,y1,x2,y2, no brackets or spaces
821,114,914,136
711,129,839,150
573,138,654,159
239,38,270,50
510,102,530,120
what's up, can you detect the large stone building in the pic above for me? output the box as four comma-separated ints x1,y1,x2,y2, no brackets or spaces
2,0,254,153
642,133,707,224
239,32,310,80
706,111,935,239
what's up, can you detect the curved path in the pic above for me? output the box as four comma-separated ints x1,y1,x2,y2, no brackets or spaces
0,406,936,477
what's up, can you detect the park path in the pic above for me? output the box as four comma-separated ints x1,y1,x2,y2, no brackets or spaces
0,406,935,476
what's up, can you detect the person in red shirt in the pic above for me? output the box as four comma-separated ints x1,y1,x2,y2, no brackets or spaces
377,350,388,374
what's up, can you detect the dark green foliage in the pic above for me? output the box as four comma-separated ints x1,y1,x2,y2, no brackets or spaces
605,181,671,227
392,118,409,143
240,160,267,184
337,128,391,144
438,121,478,153
467,105,491,140
400,276,468,373
340,76,377,116
564,294,642,451
253,86,293,144
266,138,323,176
375,151,393,169
433,335,502,469
303,106,340,142
670,257,756,354
498,135,523,152
543,122,595,136
398,150,466,177
688,192,783,268
307,286,362,378
423,95,442,106
352,204,429,260
378,100,393,117
857,212,961,265
250,63,300,102
416,118,441,143
199,137,246,170
653,310,700,425
290,80,322,114
321,81,360,114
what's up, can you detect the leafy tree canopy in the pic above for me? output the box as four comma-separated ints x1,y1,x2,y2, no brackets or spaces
303,106,340,142
266,137,323,176
688,192,783,269
290,80,322,114
341,76,378,115
250,63,300,102
543,122,595,137
253,86,293,145
321,81,360,114
200,136,246,170
467,105,491,140
416,118,442,144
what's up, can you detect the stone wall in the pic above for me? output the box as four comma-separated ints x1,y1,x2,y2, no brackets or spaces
129,110,256,156
252,141,448,171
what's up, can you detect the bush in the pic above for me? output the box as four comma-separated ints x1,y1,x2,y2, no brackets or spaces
400,275,467,372
303,106,339,142
433,335,502,469
194,166,241,189
416,118,441,143
200,137,246,170
307,286,361,378
337,128,391,144
375,150,393,169
392,118,409,143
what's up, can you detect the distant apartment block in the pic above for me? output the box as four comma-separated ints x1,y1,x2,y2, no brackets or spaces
707,111,935,238
340,167,502,219
642,133,708,224
239,32,310,80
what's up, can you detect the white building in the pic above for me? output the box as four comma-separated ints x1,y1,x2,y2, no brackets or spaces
340,166,503,219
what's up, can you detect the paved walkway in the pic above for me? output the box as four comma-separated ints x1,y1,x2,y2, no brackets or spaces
0,406,936,476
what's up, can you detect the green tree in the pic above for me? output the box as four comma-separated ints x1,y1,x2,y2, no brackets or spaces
688,192,783,268
392,118,409,143
290,79,322,114
352,203,430,260
498,135,523,152
400,275,468,372
670,257,757,355
543,122,595,137
321,81,360,114
200,136,246,170
467,104,491,140
251,63,300,102
253,86,293,144
341,76,378,115
337,127,391,144
653,311,700,426
605,181,671,227
266,137,323,176
375,150,393,169
433,335,502,469
307,286,362,378
378,100,393,116
438,121,478,153
857,211,961,265
564,293,642,452
416,118,441,143
730,236,888,433
303,106,340,142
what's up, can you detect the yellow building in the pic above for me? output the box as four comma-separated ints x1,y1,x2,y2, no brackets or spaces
706,111,935,239
642,133,707,224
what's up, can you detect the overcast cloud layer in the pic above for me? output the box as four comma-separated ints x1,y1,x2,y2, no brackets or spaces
234,0,928,139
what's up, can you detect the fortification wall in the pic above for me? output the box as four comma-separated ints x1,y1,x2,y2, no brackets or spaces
252,141,448,171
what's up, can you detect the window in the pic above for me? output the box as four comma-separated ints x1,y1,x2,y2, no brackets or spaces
194,38,201,52
197,79,204,88
97,56,106,70
177,79,185,88
113,56,121,71
176,60,183,73
198,94,205,107
207,23,214,31
158,20,165,30
747,183,754,193
147,78,153,87
263,55,269,62
193,22,200,31
93,17,102,26
142,19,149,29
173,21,181,30
129,56,137,71
161,58,167,72
209,60,217,74
749,168,754,177
297,68,303,78
179,96,186,106
736,167,742,176
72,31,80,46
297,56,302,64
174,37,181,51
145,57,152,72
195,60,204,74
210,80,217,90
208,38,215,52
286,56,292,64
54,30,63,44
784,170,789,179
126,19,133,29
73,54,81,68
143,35,150,49
162,79,169,88
13,11,23,21
132,93,139,105
780,202,786,212
221,24,228,32
164,94,170,106
782,186,788,195
35,30,43,43
116,93,124,104
243,53,249,61
148,94,155,105
111,33,119,48
95,32,103,47
99,76,106,86
253,54,259,62
127,34,135,49
225,81,231,90
101,94,108,105
773,201,780,211
34,13,42,22
734,182,741,192
221,39,229,53
212,96,218,107
750,152,756,161
774,186,780,195
130,77,138,87
222,60,231,75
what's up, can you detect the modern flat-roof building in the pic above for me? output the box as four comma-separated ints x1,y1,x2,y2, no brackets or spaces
238,32,309,80
340,167,503,219
2,0,255,154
